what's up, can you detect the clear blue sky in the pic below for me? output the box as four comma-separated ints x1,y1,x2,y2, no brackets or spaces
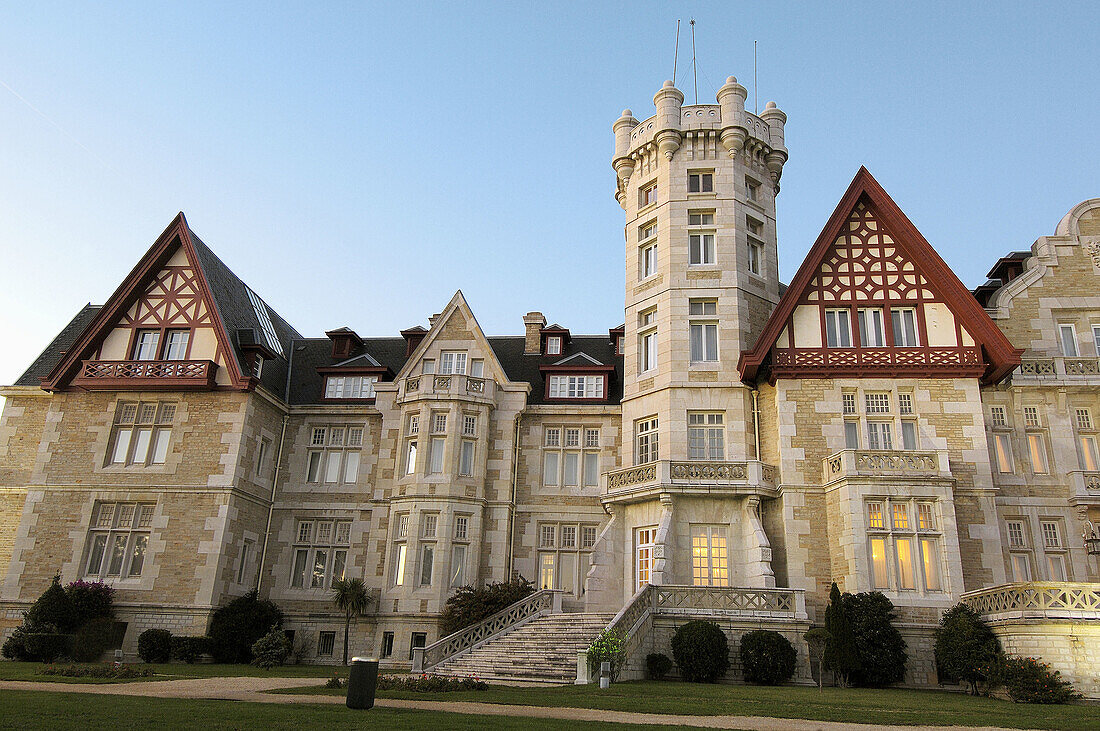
2,2,1098,388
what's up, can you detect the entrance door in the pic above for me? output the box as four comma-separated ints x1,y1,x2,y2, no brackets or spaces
691,525,729,586
635,527,656,589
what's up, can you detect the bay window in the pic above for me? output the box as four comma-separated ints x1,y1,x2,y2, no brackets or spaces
866,499,942,593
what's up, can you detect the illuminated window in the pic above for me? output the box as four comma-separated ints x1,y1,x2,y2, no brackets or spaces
691,525,728,586
635,527,656,589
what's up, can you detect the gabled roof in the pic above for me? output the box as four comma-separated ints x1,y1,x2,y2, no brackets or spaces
15,304,102,386
39,213,302,393
738,167,1022,385
552,352,604,366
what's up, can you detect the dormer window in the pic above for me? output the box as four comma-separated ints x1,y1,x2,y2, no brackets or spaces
547,337,562,356
549,375,605,399
324,375,377,400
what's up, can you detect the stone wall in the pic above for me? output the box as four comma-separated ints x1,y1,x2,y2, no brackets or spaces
988,619,1100,699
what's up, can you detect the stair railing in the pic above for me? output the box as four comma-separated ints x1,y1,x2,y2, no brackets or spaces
576,584,656,683
413,588,563,672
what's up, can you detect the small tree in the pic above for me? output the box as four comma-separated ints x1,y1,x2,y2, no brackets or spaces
934,603,1002,694
65,580,115,625
670,620,730,683
586,629,625,680
25,574,78,633
804,627,830,690
330,577,371,666
439,576,534,635
845,591,907,687
823,583,859,686
250,624,291,670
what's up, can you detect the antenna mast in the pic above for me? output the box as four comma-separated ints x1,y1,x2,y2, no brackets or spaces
690,19,698,104
754,40,758,114
672,19,680,85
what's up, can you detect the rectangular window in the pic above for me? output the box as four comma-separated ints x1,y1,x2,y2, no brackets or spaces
450,544,467,587
640,182,657,207
581,526,597,549
422,359,435,375
462,415,477,436
565,428,580,447
431,413,447,433
380,632,394,658
688,211,714,226
1023,406,1040,427
318,631,336,657
440,352,467,375
547,336,562,355
429,437,445,473
858,308,886,347
291,549,308,588
867,502,884,529
689,232,715,265
1094,325,1100,355
635,527,656,589
825,309,852,348
920,539,941,591
255,438,270,477
990,406,1007,427
108,401,174,467
689,323,718,362
870,537,889,588
237,540,252,585
422,514,438,538
901,421,918,450
639,221,657,241
454,516,468,541
1011,553,1031,582
641,330,657,372
561,525,577,548
133,330,160,360
843,393,857,415
746,177,760,201
892,503,910,531
1081,435,1100,471
690,525,728,587
543,452,559,485
549,375,605,399
409,633,426,661
1059,324,1079,357
895,538,916,590
867,421,894,450
163,330,190,360
994,433,1013,473
898,393,913,415
1047,554,1067,582
747,240,762,275
917,503,935,531
459,440,475,476
545,427,561,447
470,359,484,377
393,544,407,586
420,544,434,586
324,375,378,399
304,424,364,484
540,553,556,590
1027,433,1048,473
540,524,556,548
688,171,713,193
746,216,763,235
1076,408,1094,430
688,412,724,460
844,420,860,449
1006,520,1027,548
865,392,891,413
584,429,600,448
84,502,156,580
641,243,657,279
1040,521,1061,548
404,440,418,475
636,417,658,464
891,309,919,347
563,452,579,486
397,515,409,539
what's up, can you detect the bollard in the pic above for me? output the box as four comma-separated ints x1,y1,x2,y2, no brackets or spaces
346,656,379,710
599,660,610,689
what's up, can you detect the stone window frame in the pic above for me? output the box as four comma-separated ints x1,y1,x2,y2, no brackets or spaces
324,375,378,399
635,525,657,590
305,425,364,485
639,307,657,374
747,237,764,277
865,497,943,595
635,416,659,465
690,524,730,587
542,423,601,488
639,179,657,209
687,169,714,194
317,631,336,657
1004,518,1033,582
687,412,725,460
83,501,156,582
1073,407,1099,471
439,351,468,375
1039,518,1069,581
639,218,658,281
824,308,852,348
537,519,599,597
857,308,887,347
1058,323,1080,357
290,518,351,590
106,401,177,468
688,299,719,363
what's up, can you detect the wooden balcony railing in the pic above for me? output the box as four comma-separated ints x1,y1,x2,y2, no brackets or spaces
71,360,217,391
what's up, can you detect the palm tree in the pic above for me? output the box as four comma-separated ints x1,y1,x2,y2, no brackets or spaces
331,577,371,666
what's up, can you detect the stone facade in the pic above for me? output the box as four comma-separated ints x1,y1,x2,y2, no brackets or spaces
0,77,1097,693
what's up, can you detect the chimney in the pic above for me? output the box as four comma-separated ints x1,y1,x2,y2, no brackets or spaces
400,326,427,357
523,312,546,355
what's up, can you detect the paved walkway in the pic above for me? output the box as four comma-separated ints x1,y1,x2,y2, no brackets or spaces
0,676,1039,731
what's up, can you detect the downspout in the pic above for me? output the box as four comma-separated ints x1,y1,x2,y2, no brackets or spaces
751,388,761,462
506,412,523,579
256,340,295,593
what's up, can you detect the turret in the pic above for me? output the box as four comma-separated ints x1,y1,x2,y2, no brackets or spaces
716,76,749,158
612,109,639,190
759,101,788,191
652,80,684,161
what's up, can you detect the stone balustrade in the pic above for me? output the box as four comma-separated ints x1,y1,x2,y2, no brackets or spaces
962,582,1100,621
1017,357,1100,380
1070,471,1100,504
603,460,778,501
401,373,493,402
823,449,950,482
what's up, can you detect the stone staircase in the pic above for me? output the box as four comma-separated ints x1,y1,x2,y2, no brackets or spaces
429,612,614,684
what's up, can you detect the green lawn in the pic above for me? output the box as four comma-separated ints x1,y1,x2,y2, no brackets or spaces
0,690,657,731
0,661,337,684
276,679,1100,730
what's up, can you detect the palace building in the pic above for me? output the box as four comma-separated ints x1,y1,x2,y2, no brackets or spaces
2,75,1098,692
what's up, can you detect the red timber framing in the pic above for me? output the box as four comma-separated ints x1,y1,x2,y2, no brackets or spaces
41,213,253,392
738,167,1021,386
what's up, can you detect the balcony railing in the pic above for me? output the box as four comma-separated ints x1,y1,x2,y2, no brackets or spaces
962,582,1100,621
603,460,778,500
1070,471,1100,503
71,359,217,391
823,449,949,482
401,373,493,401
1017,356,1100,380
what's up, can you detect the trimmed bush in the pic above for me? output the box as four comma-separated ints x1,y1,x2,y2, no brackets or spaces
739,630,797,685
934,603,1002,694
376,674,488,692
23,633,71,663
646,652,672,680
207,590,283,664
670,620,730,683
250,625,291,669
65,581,115,625
989,656,1081,704
137,629,172,663
70,617,116,663
25,575,79,633
38,663,153,679
844,591,907,687
171,636,211,664
439,577,535,635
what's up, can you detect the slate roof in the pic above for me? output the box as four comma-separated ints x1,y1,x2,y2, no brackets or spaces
488,335,623,406
15,305,102,386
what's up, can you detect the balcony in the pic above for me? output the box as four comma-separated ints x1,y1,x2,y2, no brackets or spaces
962,582,1100,622
1070,470,1100,505
823,449,951,483
1015,356,1100,383
603,460,778,503
399,373,494,403
71,359,217,391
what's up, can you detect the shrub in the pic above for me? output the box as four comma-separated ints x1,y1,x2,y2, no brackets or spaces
23,633,71,663
65,581,115,625
290,633,315,664
988,656,1081,704
934,603,1002,694
646,652,672,680
207,590,283,664
2,625,34,661
25,575,79,633
171,636,212,664
376,674,487,692
70,617,116,663
823,583,859,686
739,630,797,685
250,624,291,669
843,591,907,687
670,620,730,683
324,672,344,689
38,663,153,679
439,577,535,635
137,629,172,664
586,629,625,680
